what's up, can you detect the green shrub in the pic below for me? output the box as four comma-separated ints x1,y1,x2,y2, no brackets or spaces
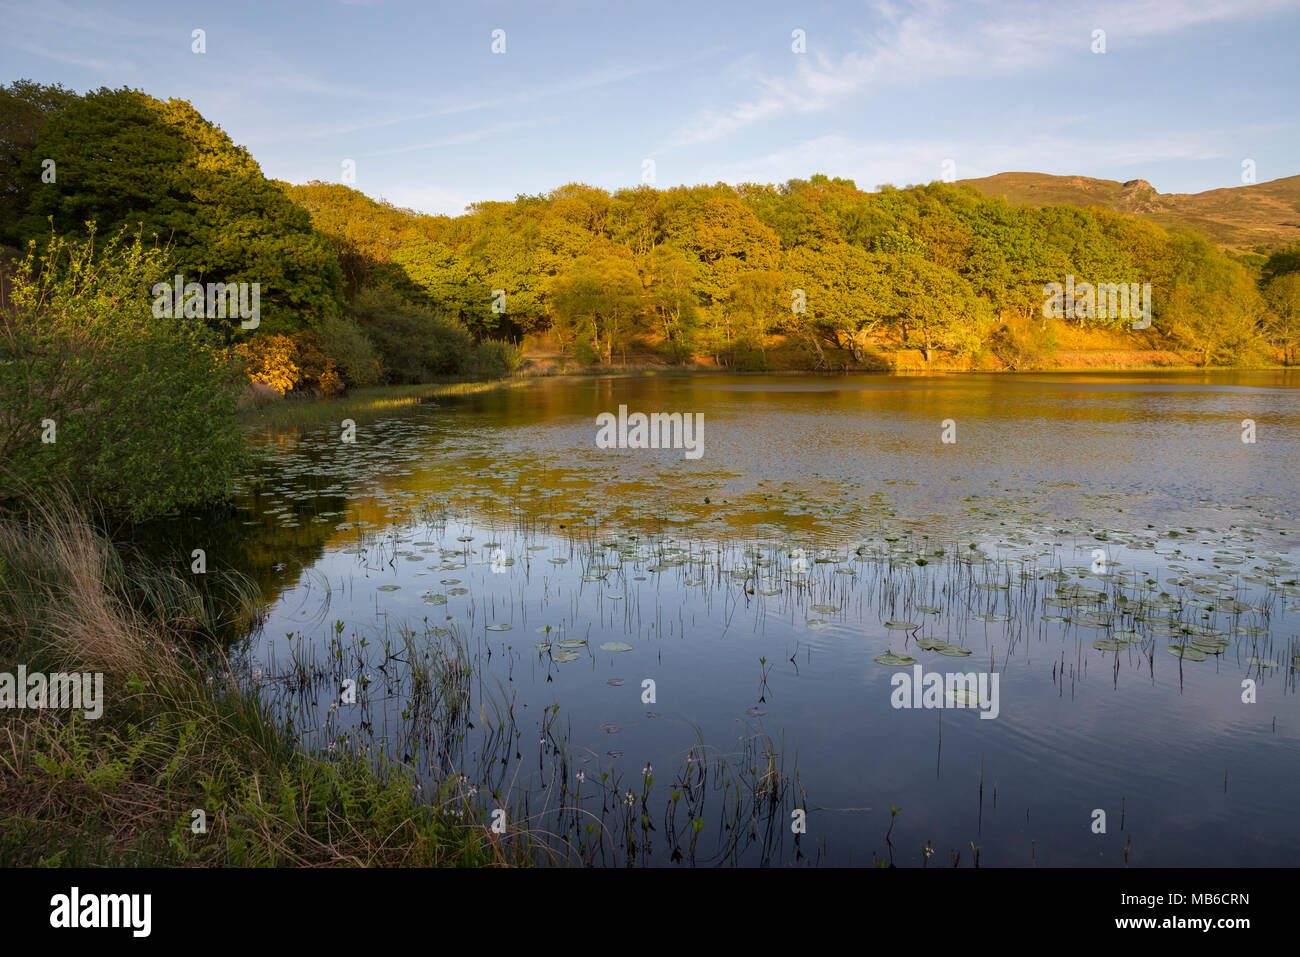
474,339,522,377
0,228,246,519
733,347,774,372
312,313,382,387
349,285,473,382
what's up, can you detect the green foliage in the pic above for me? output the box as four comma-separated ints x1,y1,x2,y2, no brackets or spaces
1,81,1272,370
0,228,246,518
393,235,491,332
988,314,1061,370
14,86,343,335
349,285,473,382
1263,272,1300,364
474,339,523,377
0,80,76,243
1262,241,1300,283
281,168,1275,368
1161,230,1265,366
549,252,642,364
643,244,699,362
312,313,383,387
289,330,343,395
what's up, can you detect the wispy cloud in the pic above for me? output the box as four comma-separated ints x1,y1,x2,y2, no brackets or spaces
1,39,137,74
662,0,1300,153
248,60,683,146
358,117,547,157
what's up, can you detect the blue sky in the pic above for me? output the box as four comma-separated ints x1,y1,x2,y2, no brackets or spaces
2,0,1297,215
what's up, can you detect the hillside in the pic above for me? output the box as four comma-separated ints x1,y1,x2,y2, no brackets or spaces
957,172,1300,252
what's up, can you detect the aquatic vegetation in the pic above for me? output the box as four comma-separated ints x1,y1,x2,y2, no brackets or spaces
101,373,1300,867
875,652,916,666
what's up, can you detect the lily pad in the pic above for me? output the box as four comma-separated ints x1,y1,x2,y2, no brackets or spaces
935,645,974,657
874,652,916,666
599,641,634,653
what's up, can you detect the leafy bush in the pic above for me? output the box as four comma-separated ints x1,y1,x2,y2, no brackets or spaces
234,334,300,394
732,347,775,372
0,228,246,519
349,285,473,382
474,339,522,377
289,331,343,395
312,313,382,387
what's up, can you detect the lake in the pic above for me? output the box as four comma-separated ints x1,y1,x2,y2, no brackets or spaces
159,371,1300,866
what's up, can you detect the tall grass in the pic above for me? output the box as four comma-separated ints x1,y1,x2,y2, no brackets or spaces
0,492,518,867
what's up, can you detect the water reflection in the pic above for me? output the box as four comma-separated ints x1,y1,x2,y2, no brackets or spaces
161,372,1300,865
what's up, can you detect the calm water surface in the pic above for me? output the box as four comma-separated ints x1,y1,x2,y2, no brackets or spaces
164,372,1300,866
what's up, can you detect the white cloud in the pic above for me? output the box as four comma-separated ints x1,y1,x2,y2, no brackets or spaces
663,0,1300,153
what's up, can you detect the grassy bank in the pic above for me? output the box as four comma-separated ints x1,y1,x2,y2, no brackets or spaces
0,495,518,867
239,377,532,430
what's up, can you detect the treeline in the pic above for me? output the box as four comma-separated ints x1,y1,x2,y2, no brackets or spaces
0,81,518,400
286,175,1300,371
3,79,1300,395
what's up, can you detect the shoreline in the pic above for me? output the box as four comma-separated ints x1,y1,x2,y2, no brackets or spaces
237,363,1295,431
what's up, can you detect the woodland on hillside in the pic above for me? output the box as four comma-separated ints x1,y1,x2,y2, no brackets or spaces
3,80,1299,410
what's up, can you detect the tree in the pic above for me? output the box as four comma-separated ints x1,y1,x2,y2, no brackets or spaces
1262,241,1300,284
642,245,698,361
549,253,642,364
1263,272,1300,364
0,228,246,518
282,180,413,297
1161,232,1262,366
349,285,473,382
988,314,1060,370
728,268,786,358
783,244,887,365
884,254,989,363
0,80,76,244
393,235,491,332
669,196,779,309
21,87,343,335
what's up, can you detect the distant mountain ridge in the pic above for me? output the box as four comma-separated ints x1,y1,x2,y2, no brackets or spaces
956,171,1300,252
